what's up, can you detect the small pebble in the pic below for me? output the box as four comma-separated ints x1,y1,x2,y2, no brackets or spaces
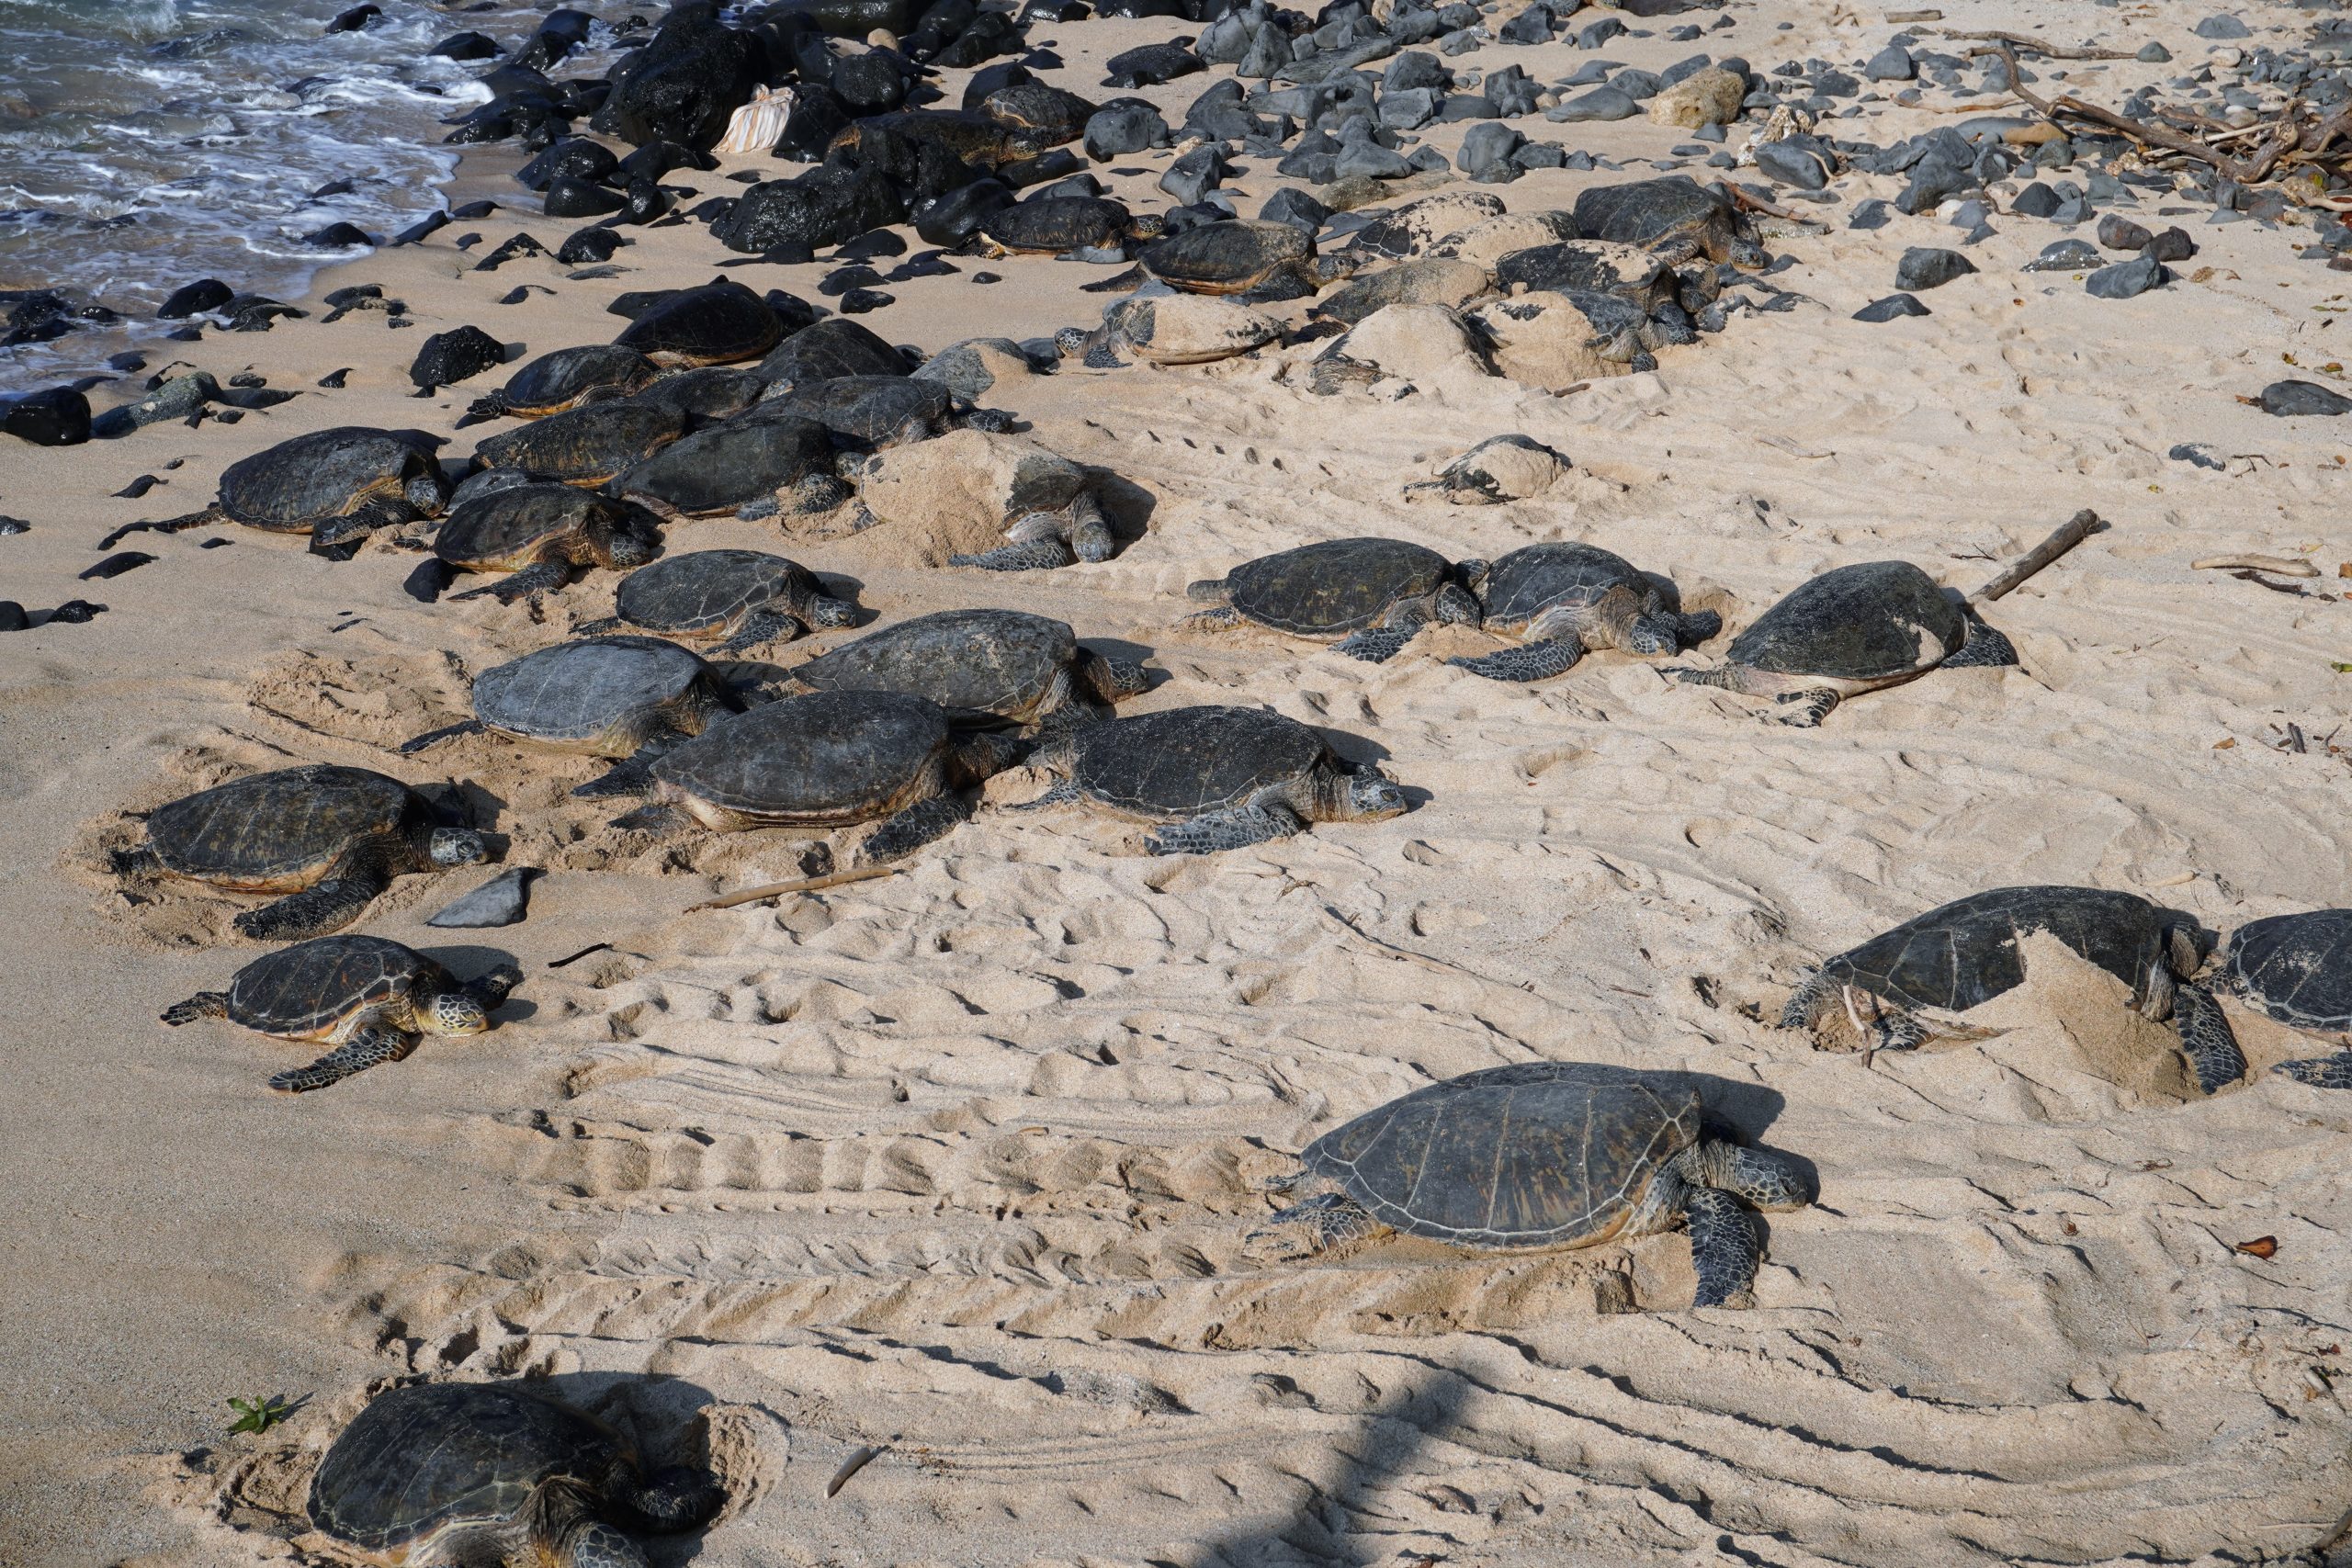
80,551,155,581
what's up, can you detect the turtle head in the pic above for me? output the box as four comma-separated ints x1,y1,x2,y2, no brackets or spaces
807,592,861,630
427,827,490,866
593,505,663,570
403,466,452,519
1728,236,1770,273
1052,324,1093,360
1626,613,1679,657
2167,918,2218,977
425,987,492,1036
1344,767,1408,822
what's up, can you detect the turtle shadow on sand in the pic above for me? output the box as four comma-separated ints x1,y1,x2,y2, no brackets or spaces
1090,469,1158,543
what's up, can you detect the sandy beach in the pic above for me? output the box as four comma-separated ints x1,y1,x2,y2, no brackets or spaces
9,0,2352,1562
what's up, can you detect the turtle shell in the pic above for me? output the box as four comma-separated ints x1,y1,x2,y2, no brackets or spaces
472,635,723,752
790,608,1076,724
1346,191,1508,261
627,367,766,424
1725,560,1965,681
490,344,660,417
1477,543,1648,634
223,934,443,1040
145,765,425,891
472,400,686,484
1224,537,1454,637
651,690,951,824
1302,1061,1702,1247
308,1382,638,1558
768,375,952,447
613,279,783,367
2226,910,2352,1032
1069,705,1329,818
1141,220,1311,294
614,550,825,637
217,427,443,532
1572,175,1736,252
980,197,1133,254
978,82,1095,142
434,484,638,570
755,318,910,395
1494,242,1678,311
613,415,835,516
1813,886,2189,1017
830,109,1019,165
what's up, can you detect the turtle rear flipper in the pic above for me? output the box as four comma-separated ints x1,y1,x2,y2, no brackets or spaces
2277,1053,2352,1090
1943,613,2018,669
2174,985,2247,1093
400,718,483,754
858,792,976,864
1147,803,1305,855
1774,688,1843,728
573,615,624,636
1451,637,1587,682
453,560,571,604
573,734,686,798
234,871,388,942
269,1023,415,1093
311,493,417,555
1681,1187,1762,1308
163,992,230,1026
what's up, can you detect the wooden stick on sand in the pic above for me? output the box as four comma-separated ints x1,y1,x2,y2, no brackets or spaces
1973,509,2107,603
685,864,901,911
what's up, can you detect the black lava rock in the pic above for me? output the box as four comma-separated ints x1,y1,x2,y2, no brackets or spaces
1894,247,1977,291
1853,293,1930,321
158,278,233,319
410,324,505,389
2258,379,2352,416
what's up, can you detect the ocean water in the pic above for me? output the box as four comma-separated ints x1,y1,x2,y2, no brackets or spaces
0,0,608,390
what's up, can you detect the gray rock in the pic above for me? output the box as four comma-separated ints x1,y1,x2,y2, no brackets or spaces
1084,102,1170,160
1754,138,1828,189
1546,85,1638,121
1385,50,1447,92
2097,213,2153,251
1849,197,1893,230
91,372,219,437
1895,246,1977,290
1159,143,1228,205
2024,238,2102,271
1261,186,1329,231
426,866,538,929
2168,442,2225,469
1457,121,1526,182
1853,292,1930,321
1334,130,1413,179
2137,41,2172,62
2084,251,2166,299
2147,225,2196,263
1574,17,1626,49
1865,43,1915,81
2258,379,2352,416
2192,14,2249,39
1379,85,1439,129
2010,181,2061,219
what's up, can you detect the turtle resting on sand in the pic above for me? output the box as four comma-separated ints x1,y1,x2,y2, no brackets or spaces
1017,704,1406,853
609,413,851,522
1402,434,1570,506
434,483,664,604
1256,1061,1814,1307
1449,544,1718,682
765,375,1013,453
162,934,521,1092
1571,175,1769,271
1495,239,1714,342
159,427,448,557
1781,886,2245,1092
113,764,487,941
1184,537,1483,662
1140,220,1327,301
473,400,688,486
976,196,1156,259
1053,295,1283,369
307,1381,725,1565
400,635,741,796
613,690,1024,863
2217,909,2352,1089
466,344,660,423
580,549,857,654
613,277,784,367
785,608,1147,730
1668,560,2016,727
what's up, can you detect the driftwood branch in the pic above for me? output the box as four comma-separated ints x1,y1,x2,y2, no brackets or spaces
1973,510,2106,603
2191,553,2319,578
1946,29,2138,61
685,864,900,911
1995,43,2347,186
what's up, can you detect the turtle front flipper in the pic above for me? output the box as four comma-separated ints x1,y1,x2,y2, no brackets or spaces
400,718,484,754
1772,687,1843,728
234,870,388,942
1333,603,1430,663
1250,1190,1382,1255
2276,1052,2352,1090
1449,637,1588,682
1943,612,2019,670
708,607,804,659
951,537,1075,571
1673,609,1724,647
269,1023,415,1093
545,1506,651,1568
615,1464,729,1534
1146,803,1305,855
573,735,685,799
162,992,230,1026
857,792,977,864
2173,985,2247,1093
453,560,571,604
1681,1187,1763,1308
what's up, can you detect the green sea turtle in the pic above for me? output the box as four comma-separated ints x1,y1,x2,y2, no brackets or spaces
112,764,487,942
1258,1061,1813,1307
400,635,742,797
1448,543,1718,682
2219,909,2352,1089
1572,176,1769,271
163,427,448,556
975,197,1151,258
978,81,1098,149
1141,220,1326,301
765,375,1012,451
1668,560,2017,727
1054,295,1283,369
434,484,664,604
1494,240,1708,343
161,934,521,1092
1403,434,1570,506
1183,536,1483,662
613,277,785,367
1781,886,2245,1092
1017,704,1407,853
614,690,1025,863
609,413,851,521
784,607,1147,729
580,549,857,654
472,400,688,486
466,344,660,422
306,1381,725,1564
754,318,910,396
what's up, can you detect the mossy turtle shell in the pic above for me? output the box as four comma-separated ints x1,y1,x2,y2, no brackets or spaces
2227,909,2352,1032
1724,560,1964,681
651,690,951,820
223,934,447,1039
492,344,660,416
307,1382,639,1556
1303,1061,1702,1247
1141,220,1310,292
472,401,686,483
615,550,827,637
1476,543,1646,633
1226,537,1454,636
755,318,909,391
766,376,951,446
1571,175,1736,251
790,608,1076,723
1068,705,1330,818
471,635,720,750
614,414,835,516
1812,886,2195,1016
145,764,428,890
218,427,441,531
613,278,784,367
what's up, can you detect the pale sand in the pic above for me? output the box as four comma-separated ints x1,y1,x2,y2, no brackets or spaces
9,0,2352,1562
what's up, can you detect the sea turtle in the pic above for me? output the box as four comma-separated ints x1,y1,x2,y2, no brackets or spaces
1257,1061,1812,1307
1308,258,1496,330
1571,175,1769,271
1668,560,2017,727
306,1381,726,1566
626,366,766,424
400,635,741,796
472,400,688,486
764,375,1009,451
2218,909,2352,1089
614,690,1025,863
978,81,1097,149
609,413,851,521
613,277,785,367
1447,544,1719,682
1141,220,1325,301
161,934,522,1092
1054,295,1283,368
581,549,859,654
755,318,910,396
784,608,1147,729
1183,537,1483,662
1403,433,1570,506
975,197,1150,258
466,344,661,422
1780,886,2246,1092
1017,704,1407,853
830,109,1030,167
164,426,448,556
1495,240,1708,343
433,483,664,604
113,764,488,942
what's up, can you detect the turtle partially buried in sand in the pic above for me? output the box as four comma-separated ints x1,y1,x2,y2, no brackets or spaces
2217,909,2352,1089
1054,294,1283,369
113,764,488,941
1016,704,1407,854
581,549,858,655
306,1381,726,1566
1184,537,1483,662
434,483,664,604
1780,886,2247,1093
162,934,521,1092
1449,543,1719,682
1572,175,1769,271
784,608,1148,730
1256,1062,1815,1308
155,426,449,557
